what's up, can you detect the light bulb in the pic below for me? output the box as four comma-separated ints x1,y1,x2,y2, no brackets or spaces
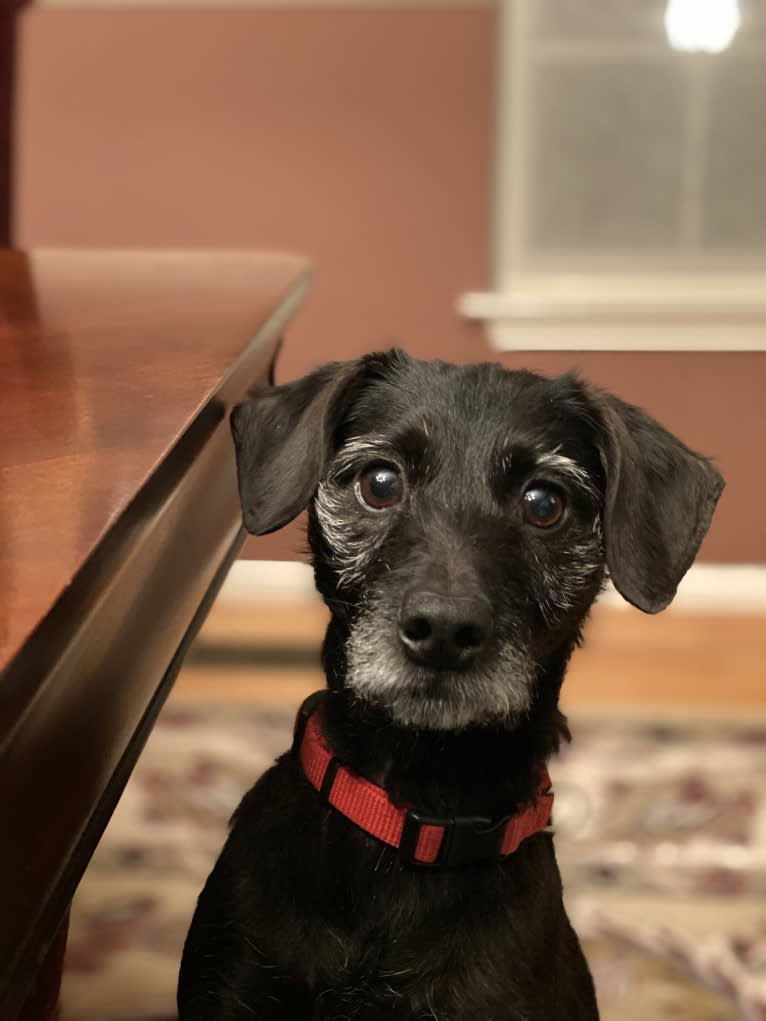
665,0,741,53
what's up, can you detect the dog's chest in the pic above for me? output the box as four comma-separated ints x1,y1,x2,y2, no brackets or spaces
291,855,560,1021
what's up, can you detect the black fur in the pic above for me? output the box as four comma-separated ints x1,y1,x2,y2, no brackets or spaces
179,351,723,1020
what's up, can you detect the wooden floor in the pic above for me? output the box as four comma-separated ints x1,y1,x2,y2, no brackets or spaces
176,598,766,717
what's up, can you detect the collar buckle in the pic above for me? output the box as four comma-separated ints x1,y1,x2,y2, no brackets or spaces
400,810,510,869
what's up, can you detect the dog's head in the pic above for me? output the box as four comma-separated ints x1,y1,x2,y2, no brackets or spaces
231,351,723,730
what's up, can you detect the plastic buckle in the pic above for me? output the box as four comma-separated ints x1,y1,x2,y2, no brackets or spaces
400,811,509,868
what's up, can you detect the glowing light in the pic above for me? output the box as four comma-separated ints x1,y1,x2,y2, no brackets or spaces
665,0,741,53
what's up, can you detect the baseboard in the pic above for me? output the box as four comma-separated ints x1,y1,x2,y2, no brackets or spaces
597,563,766,614
218,560,766,615
219,560,318,604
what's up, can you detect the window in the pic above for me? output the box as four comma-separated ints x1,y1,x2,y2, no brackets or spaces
461,0,766,347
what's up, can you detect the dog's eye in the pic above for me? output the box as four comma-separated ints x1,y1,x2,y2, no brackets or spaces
522,485,564,528
357,464,403,510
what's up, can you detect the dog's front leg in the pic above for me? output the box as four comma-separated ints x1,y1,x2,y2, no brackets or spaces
177,868,313,1021
178,921,312,1020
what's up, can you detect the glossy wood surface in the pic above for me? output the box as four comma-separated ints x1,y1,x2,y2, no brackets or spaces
1,249,308,672
0,249,310,1018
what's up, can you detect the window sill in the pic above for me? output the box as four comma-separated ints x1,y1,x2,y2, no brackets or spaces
459,276,766,351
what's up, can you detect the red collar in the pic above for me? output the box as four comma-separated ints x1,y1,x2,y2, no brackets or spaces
294,694,554,869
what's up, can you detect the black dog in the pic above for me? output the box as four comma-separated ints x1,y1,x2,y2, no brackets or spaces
178,351,723,1020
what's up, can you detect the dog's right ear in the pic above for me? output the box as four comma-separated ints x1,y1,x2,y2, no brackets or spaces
230,359,365,535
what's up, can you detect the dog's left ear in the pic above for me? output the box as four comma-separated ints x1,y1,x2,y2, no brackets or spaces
588,388,724,614
230,358,365,535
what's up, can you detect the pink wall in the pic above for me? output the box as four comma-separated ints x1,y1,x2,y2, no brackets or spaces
15,6,765,563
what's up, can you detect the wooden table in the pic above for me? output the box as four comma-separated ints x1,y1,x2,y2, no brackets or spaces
0,249,310,1019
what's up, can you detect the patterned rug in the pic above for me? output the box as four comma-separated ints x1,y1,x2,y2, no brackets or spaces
61,701,766,1021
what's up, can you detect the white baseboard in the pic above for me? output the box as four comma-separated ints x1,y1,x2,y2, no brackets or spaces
219,560,766,615
598,564,766,615
219,559,318,604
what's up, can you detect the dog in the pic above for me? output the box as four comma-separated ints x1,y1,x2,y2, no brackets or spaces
177,350,723,1020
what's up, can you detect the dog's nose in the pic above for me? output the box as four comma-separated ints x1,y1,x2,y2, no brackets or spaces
398,590,492,670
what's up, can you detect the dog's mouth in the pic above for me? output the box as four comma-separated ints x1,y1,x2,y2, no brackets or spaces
345,612,534,730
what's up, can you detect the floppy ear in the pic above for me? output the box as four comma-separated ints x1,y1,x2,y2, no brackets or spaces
230,358,365,535
589,389,724,614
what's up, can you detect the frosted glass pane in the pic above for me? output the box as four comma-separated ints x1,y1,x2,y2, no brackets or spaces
528,61,685,251
534,0,667,40
738,0,766,39
703,58,766,249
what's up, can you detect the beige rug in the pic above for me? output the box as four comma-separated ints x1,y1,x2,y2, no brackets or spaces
61,702,766,1021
